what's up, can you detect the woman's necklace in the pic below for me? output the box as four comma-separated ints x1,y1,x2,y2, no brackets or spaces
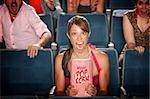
72,47,90,59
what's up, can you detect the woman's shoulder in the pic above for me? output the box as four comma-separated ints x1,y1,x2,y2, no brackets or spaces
91,48,109,69
91,48,108,60
89,43,108,58
124,9,136,17
55,52,65,61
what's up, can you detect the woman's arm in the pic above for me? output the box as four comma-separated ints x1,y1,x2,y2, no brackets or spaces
55,54,66,95
67,0,75,13
123,14,145,54
123,14,136,49
96,0,104,14
97,51,109,95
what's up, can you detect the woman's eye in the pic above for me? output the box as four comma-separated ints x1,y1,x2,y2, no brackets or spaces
72,32,76,35
71,32,77,37
82,32,87,35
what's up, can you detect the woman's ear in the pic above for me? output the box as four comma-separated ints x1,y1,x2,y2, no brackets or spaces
67,33,70,39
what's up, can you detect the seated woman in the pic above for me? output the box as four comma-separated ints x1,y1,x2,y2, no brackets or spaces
119,0,150,65
55,15,109,96
67,0,104,13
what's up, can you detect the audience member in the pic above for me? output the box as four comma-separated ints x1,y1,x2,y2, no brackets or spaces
0,0,51,58
41,0,63,15
55,15,109,96
119,0,150,65
67,0,104,13
41,0,64,36
42,0,63,12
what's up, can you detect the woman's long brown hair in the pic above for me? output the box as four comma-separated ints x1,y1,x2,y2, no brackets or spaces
62,15,91,76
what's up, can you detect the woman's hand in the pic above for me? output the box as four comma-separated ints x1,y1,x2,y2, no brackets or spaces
135,46,145,54
85,83,97,96
66,85,78,96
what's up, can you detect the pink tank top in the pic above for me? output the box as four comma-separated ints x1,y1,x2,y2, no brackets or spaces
64,44,100,90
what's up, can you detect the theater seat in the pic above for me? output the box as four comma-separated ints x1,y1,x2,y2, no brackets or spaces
58,48,120,97
39,13,54,48
1,49,54,96
56,13,108,51
98,48,120,96
121,48,149,97
109,0,134,11
55,48,120,98
110,10,128,55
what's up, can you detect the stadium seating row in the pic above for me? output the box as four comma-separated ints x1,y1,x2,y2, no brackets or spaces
0,12,125,56
1,48,149,98
0,0,135,56
39,12,125,55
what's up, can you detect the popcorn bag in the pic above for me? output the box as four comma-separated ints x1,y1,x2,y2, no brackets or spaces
70,58,93,96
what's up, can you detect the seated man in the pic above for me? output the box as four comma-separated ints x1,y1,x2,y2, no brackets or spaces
0,0,51,58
